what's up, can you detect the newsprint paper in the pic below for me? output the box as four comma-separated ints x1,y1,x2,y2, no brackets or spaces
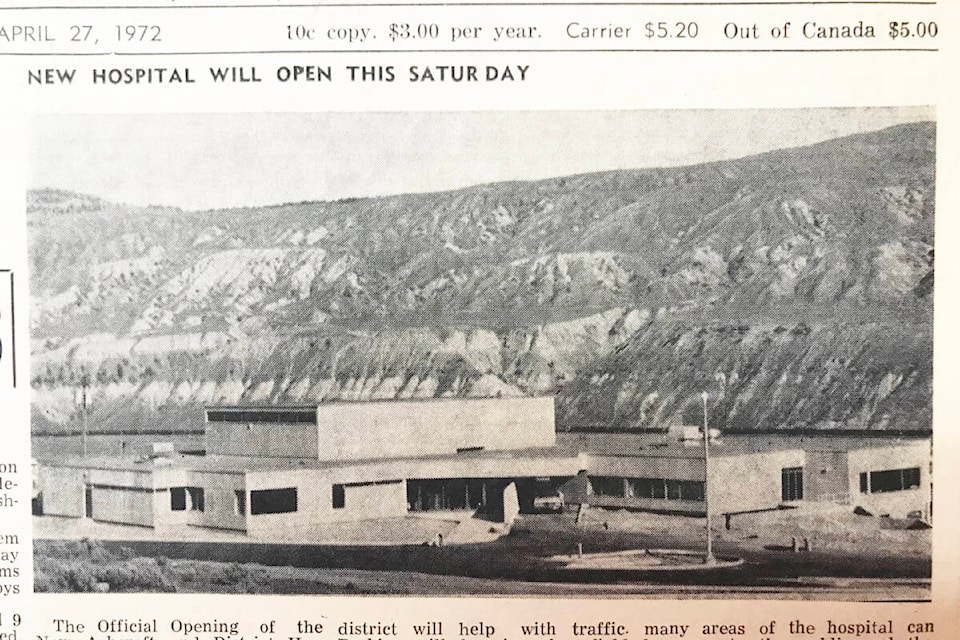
0,0,958,639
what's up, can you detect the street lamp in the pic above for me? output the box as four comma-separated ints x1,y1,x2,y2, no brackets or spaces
80,372,90,458
702,391,716,565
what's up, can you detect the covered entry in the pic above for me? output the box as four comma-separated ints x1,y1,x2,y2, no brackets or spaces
407,478,506,514
407,476,572,517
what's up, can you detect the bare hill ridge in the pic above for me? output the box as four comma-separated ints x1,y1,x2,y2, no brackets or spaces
28,122,934,434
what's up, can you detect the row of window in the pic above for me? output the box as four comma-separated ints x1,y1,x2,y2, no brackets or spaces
171,466,922,517
588,476,705,502
170,487,299,515
169,485,361,515
205,409,317,424
860,467,921,494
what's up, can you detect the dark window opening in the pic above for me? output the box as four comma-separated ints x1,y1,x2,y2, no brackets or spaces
651,479,667,499
589,476,625,497
666,479,684,501
667,480,683,500
171,487,203,512
407,478,497,512
456,446,485,454
627,478,659,499
782,467,804,501
626,478,703,501
171,487,186,511
679,480,705,502
235,490,246,515
868,467,921,494
332,484,345,509
860,472,869,494
250,488,298,514
206,409,316,424
188,487,204,512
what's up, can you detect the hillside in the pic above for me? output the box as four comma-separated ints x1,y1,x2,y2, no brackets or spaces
28,122,934,434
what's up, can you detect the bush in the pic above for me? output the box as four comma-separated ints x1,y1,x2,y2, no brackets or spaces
33,558,99,592
95,557,176,592
208,562,250,586
34,546,177,593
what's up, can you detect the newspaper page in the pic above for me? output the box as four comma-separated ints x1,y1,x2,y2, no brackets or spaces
0,0,956,638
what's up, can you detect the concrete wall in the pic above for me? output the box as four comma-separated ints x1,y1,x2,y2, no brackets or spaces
40,464,178,526
314,397,555,461
206,421,317,458
335,480,407,522
847,441,931,519
244,468,323,538
710,449,805,514
563,449,803,515
240,455,573,535
39,466,86,517
87,468,157,526
326,454,580,485
89,486,154,527
187,470,247,532
37,452,578,535
586,454,704,481
205,397,555,462
804,449,849,501
151,466,190,528
240,451,574,536
242,468,410,537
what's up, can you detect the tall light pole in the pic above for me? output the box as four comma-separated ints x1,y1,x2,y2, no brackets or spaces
81,373,89,458
702,391,715,565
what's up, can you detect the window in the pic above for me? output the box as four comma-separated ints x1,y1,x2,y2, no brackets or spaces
626,478,703,501
859,472,869,494
667,480,705,501
171,487,204,512
456,446,485,454
332,484,345,509
235,490,246,515
171,487,186,511
188,487,204,512
250,488,298,514
679,480,705,502
650,479,666,499
782,467,804,501
666,480,684,501
206,409,316,424
588,476,625,497
627,478,660,499
868,467,921,494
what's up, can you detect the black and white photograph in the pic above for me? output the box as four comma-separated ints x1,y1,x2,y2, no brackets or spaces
28,108,933,599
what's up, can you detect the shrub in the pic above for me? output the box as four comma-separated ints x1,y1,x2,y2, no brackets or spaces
95,558,176,593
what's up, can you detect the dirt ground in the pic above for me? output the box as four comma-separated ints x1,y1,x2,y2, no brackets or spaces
575,502,931,557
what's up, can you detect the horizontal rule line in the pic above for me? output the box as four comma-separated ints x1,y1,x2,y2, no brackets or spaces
0,47,939,55
0,1,940,8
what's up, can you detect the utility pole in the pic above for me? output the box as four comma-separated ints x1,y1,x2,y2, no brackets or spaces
702,391,715,565
81,374,89,457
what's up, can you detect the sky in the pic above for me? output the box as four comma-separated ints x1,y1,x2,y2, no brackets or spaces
30,107,933,211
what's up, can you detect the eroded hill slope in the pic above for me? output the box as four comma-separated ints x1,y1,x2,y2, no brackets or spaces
28,122,934,434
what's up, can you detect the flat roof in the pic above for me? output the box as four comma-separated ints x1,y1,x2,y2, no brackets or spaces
557,432,929,459
41,433,929,473
204,396,554,411
43,446,579,475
